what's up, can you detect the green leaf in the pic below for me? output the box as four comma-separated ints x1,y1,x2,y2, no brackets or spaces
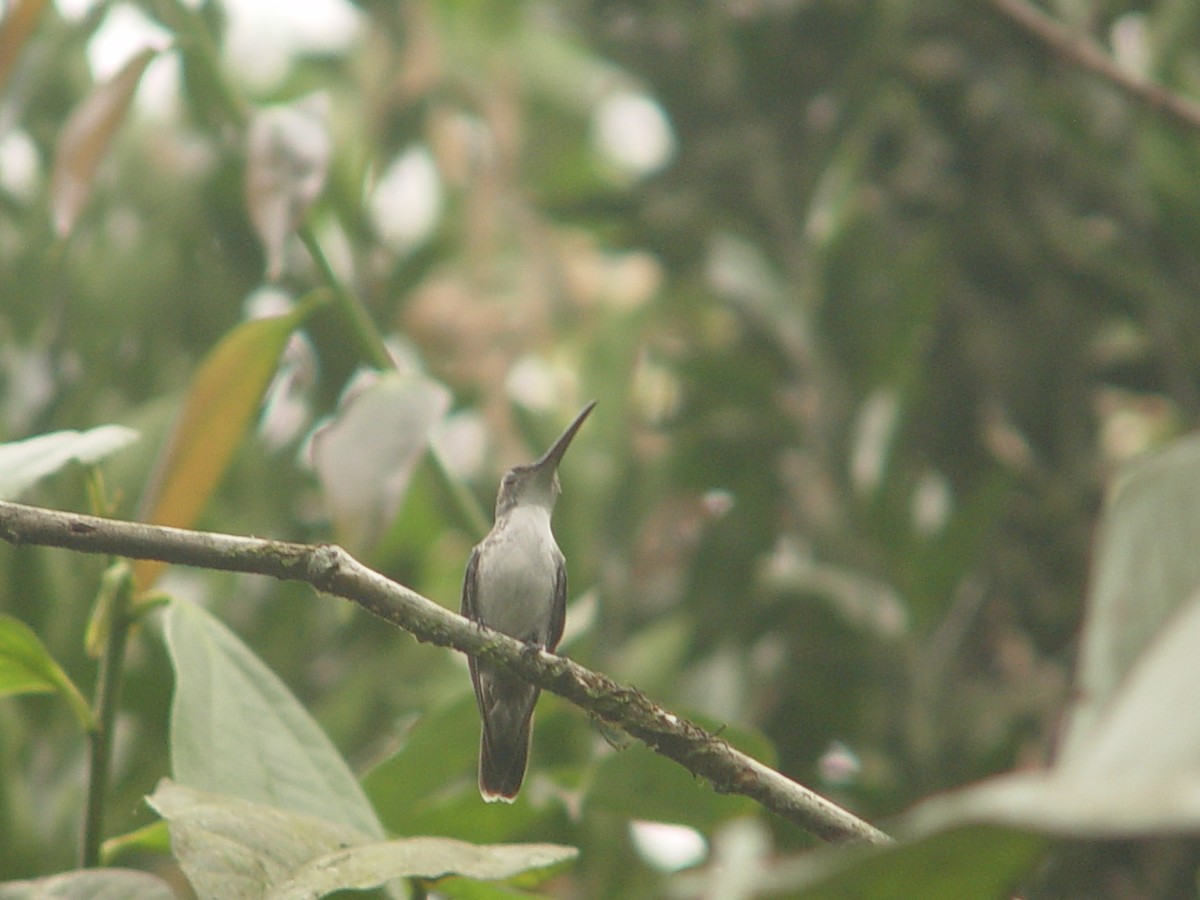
50,48,158,238
135,300,318,590
0,868,175,900
0,425,139,500
1063,433,1200,758
147,780,577,900
0,613,93,730
162,598,384,839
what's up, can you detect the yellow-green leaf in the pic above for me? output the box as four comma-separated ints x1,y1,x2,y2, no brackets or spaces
50,47,158,238
100,821,172,866
134,302,317,590
85,560,134,659
0,613,94,730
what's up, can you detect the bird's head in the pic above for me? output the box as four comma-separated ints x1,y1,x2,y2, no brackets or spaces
494,401,595,517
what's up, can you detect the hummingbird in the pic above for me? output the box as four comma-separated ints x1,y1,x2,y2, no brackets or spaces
462,400,596,802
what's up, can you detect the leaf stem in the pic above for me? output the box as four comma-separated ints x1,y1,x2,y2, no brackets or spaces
297,224,394,371
80,562,135,868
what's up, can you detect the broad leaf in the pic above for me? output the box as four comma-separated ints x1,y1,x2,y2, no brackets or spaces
1061,587,1200,792
162,599,383,839
1062,433,1200,758
0,425,138,500
50,48,158,238
0,613,92,729
135,302,316,589
149,780,577,900
0,868,174,900
273,837,577,899
147,780,370,900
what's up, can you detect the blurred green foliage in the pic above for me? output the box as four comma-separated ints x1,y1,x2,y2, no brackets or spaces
3,0,1200,895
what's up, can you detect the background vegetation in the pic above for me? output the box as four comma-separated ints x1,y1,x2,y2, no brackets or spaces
3,0,1200,896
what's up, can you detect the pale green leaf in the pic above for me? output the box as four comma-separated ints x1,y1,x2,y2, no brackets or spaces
0,868,174,900
1064,433,1200,757
147,780,371,900
270,836,577,898
162,599,383,839
147,780,575,900
0,425,139,500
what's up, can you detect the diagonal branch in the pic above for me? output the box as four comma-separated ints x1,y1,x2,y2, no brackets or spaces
986,0,1200,133
0,499,889,846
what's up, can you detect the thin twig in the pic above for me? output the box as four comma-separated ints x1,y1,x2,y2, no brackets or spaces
0,500,889,846
987,0,1200,133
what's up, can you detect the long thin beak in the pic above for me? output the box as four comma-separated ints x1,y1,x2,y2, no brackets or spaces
531,400,596,473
